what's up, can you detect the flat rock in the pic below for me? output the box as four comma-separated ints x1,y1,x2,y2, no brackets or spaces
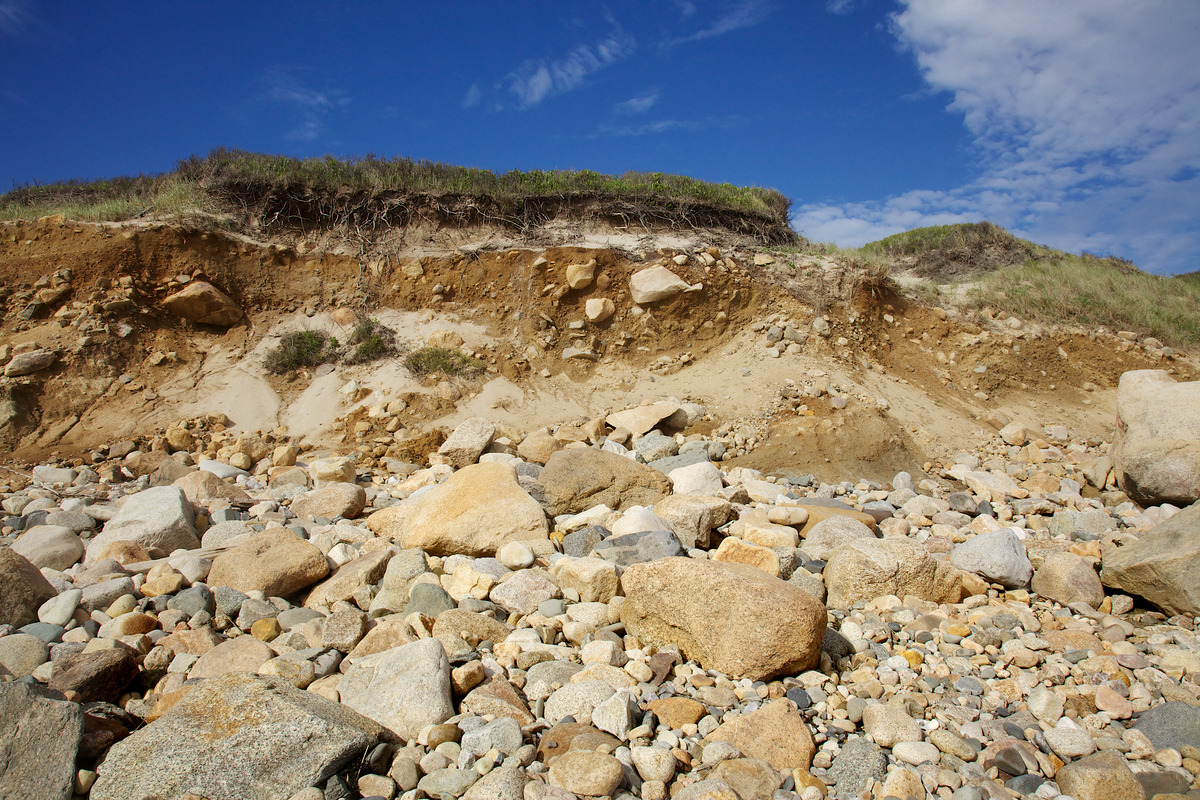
398,462,548,557
629,266,697,304
547,750,624,797
1113,369,1200,506
89,673,383,800
85,486,199,564
0,547,57,626
189,635,274,679
538,448,674,515
338,637,454,741
207,528,330,598
621,557,826,681
606,401,682,438
1054,749,1148,800
1133,701,1200,752
304,549,392,609
491,569,561,616
0,682,83,800
437,417,495,467
3,348,57,376
824,538,964,608
1102,501,1200,617
160,280,243,326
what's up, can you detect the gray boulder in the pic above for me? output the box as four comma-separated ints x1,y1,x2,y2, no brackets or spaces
1102,501,1200,616
592,530,683,566
12,524,84,570
1113,370,1200,507
86,486,199,563
338,637,454,741
89,673,384,800
949,528,1032,588
0,682,83,800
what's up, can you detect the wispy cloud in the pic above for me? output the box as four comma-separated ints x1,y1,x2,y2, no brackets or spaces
668,0,774,46
462,83,482,109
614,93,659,115
793,0,1200,274
263,68,350,142
502,28,635,108
0,0,30,38
672,0,698,16
593,114,740,138
825,0,862,14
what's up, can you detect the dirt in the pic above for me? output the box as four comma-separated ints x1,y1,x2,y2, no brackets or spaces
0,213,1194,479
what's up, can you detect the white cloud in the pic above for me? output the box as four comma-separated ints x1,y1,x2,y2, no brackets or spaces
673,0,698,17
461,83,482,109
263,68,350,143
825,0,862,14
505,29,635,108
614,93,659,115
798,0,1200,273
669,0,773,45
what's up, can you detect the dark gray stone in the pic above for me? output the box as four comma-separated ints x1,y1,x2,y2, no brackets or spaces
213,585,250,618
563,525,609,558
168,585,216,617
591,530,682,566
1134,701,1200,752
648,449,711,475
404,582,456,618
0,682,82,800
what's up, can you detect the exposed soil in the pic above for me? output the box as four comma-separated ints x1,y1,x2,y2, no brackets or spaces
0,214,1193,482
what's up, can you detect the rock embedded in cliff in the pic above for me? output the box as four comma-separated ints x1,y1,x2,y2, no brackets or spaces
3,348,57,376
161,280,244,327
620,557,826,681
629,266,700,304
1113,369,1200,507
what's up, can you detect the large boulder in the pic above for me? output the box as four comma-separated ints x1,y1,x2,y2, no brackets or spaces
621,557,826,681
948,528,1032,588
0,547,57,627
1113,370,1200,507
1102,501,1200,616
437,417,496,467
801,515,877,561
824,538,964,608
89,673,384,800
160,281,244,327
1032,551,1105,607
12,524,84,571
338,637,454,741
399,462,548,557
538,448,673,516
206,528,330,599
0,682,83,800
85,486,199,563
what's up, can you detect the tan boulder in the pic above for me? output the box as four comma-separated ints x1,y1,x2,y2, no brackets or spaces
206,529,330,598
173,470,251,505
620,558,826,681
538,448,672,516
304,550,394,609
565,259,597,290
290,484,367,521
605,402,681,438
585,298,615,323
712,537,781,576
1031,551,1104,607
516,429,563,465
705,699,816,772
398,462,548,557
161,281,243,327
1113,370,1200,507
1102,500,1200,616
823,538,963,608
0,548,57,627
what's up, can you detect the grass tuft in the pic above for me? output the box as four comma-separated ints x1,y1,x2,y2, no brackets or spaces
265,330,336,374
404,346,484,378
344,319,396,365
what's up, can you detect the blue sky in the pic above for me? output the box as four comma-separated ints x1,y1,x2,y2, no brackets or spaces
1,1,1197,274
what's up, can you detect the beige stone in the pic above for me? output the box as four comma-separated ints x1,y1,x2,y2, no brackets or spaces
161,281,243,326
712,537,781,577
584,297,615,323
207,529,330,598
290,484,367,521
304,550,393,609
823,538,963,608
538,448,673,515
705,699,816,772
621,558,826,681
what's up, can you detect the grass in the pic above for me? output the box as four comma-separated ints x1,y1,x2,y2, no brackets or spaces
404,346,484,378
344,319,396,365
964,254,1200,348
265,330,336,374
0,149,792,228
862,221,1047,258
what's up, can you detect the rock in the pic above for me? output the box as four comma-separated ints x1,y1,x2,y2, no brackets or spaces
826,737,886,795
304,549,392,609
880,767,928,800
85,486,199,564
621,558,826,681
801,515,877,561
629,266,697,304
669,461,724,495
892,741,939,766
0,547,57,627
712,537,781,576
1133,702,1200,752
461,765,526,800
438,417,496,467
547,750,624,797
1113,370,1200,506
566,259,597,290
491,569,561,616
3,348,57,376
592,529,682,566
517,429,563,464
824,538,964,608
605,401,681,438
675,780,742,800
550,557,621,603
175,469,252,504
1053,749,1148,800
862,703,923,747
498,540,535,569
706,699,816,772
161,280,243,326
48,647,140,703
189,635,274,679
338,638,454,741
585,297,615,323
1031,551,1104,607
207,528,330,598
0,633,48,678
948,528,1032,588
544,680,618,725
289,483,367,520
1102,501,1200,617
12,524,84,570
90,673,383,800
1044,717,1097,759
39,588,82,627
0,682,83,800
418,769,477,797
538,448,673,515
399,462,547,556
709,758,783,800
308,456,357,486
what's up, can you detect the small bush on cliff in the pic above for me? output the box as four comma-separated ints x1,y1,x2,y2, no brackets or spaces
265,330,334,373
404,346,483,378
